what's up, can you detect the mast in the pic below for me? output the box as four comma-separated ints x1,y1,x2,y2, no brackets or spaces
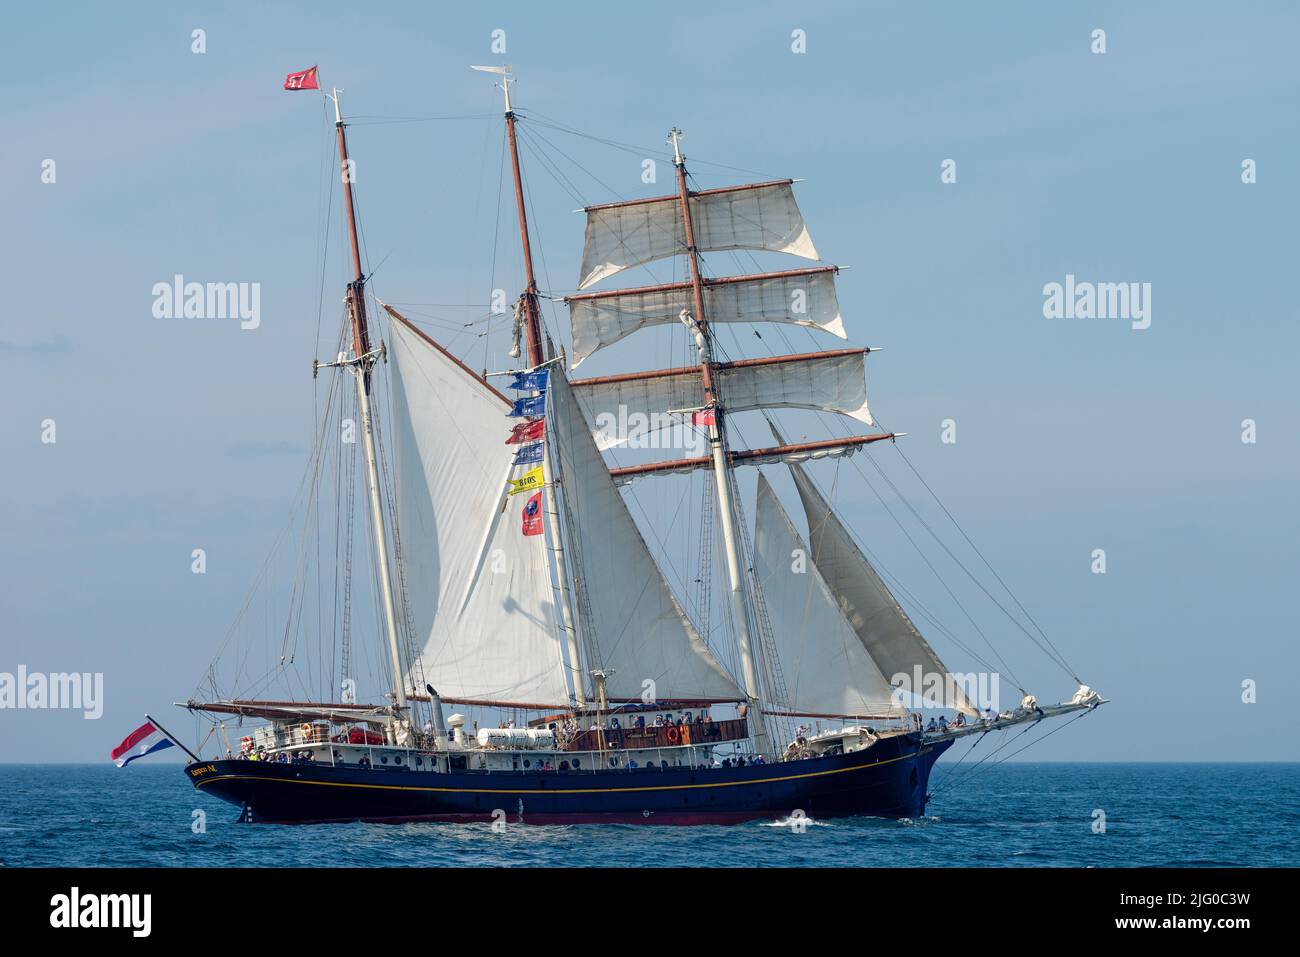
669,128,771,756
482,65,587,706
328,88,408,717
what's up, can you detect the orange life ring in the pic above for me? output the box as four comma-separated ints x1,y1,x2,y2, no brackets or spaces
300,723,314,741
665,725,679,744
239,736,253,753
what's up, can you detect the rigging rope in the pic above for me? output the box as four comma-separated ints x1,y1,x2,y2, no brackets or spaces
891,444,1081,681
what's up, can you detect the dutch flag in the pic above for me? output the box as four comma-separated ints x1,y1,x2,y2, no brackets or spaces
110,720,176,767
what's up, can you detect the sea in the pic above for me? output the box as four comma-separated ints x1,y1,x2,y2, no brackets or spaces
1,763,1296,867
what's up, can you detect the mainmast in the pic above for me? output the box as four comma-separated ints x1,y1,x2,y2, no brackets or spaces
326,88,408,718
480,65,587,706
669,128,771,756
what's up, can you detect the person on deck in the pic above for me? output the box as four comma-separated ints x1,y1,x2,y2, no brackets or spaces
926,717,938,732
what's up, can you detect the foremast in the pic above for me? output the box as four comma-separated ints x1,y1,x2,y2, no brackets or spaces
668,129,772,756
324,89,408,719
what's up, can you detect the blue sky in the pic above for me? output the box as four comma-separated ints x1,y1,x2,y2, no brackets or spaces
2,1,1297,762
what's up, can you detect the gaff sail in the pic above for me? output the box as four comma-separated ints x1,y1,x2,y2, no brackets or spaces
387,314,571,706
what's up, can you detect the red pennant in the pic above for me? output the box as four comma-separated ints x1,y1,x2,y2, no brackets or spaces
284,66,319,91
691,408,716,427
506,417,545,445
521,492,544,536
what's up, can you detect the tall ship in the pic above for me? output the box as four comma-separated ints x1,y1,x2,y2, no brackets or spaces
179,68,1104,825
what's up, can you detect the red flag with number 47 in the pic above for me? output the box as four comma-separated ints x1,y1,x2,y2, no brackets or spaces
284,66,319,91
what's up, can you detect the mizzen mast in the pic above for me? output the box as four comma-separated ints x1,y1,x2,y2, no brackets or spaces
324,88,409,718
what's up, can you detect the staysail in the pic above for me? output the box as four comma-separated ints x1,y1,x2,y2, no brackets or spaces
578,180,818,289
548,369,742,702
778,431,978,715
566,267,845,367
753,475,904,718
388,315,571,705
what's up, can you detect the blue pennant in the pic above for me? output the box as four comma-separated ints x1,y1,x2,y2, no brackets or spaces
509,368,550,392
513,442,544,466
508,394,547,418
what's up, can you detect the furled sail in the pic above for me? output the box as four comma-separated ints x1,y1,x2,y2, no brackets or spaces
573,349,873,450
578,180,818,289
388,316,571,705
778,431,978,715
548,370,742,701
753,475,905,718
566,267,845,367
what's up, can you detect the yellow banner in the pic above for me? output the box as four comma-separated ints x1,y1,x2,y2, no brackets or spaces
508,465,545,496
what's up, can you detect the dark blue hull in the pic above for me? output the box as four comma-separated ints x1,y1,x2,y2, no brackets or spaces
187,735,951,825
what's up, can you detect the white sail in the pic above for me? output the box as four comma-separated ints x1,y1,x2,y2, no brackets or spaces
781,440,978,715
753,475,904,717
574,350,872,450
567,268,845,367
578,181,818,289
548,370,742,702
612,436,870,486
388,316,570,705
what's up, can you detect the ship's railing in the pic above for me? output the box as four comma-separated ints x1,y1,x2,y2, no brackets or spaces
557,717,748,753
250,723,332,749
